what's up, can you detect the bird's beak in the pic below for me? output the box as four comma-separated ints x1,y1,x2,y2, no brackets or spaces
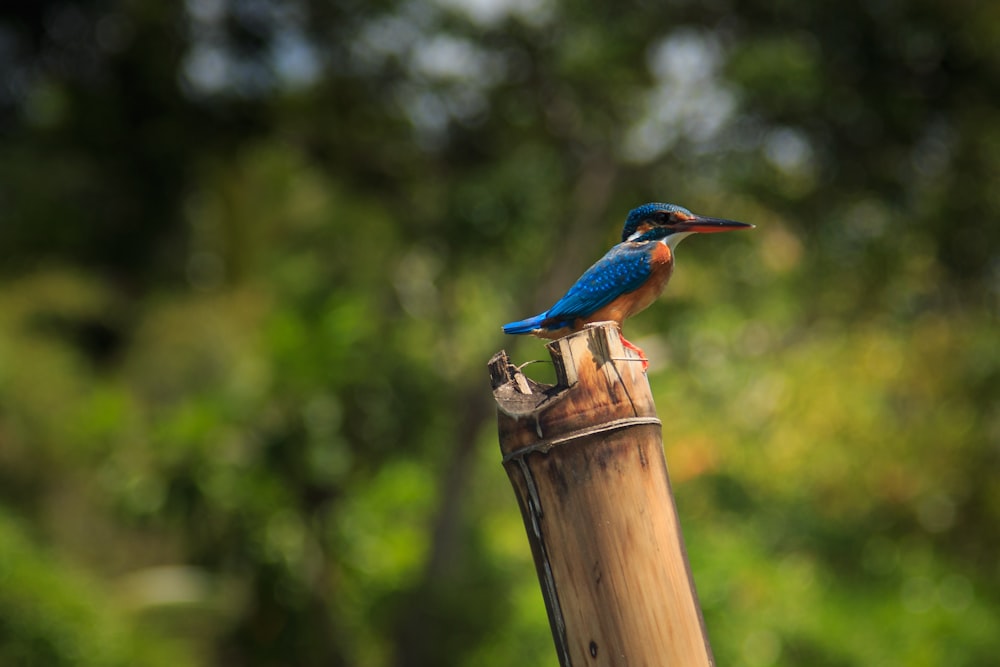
673,216,755,233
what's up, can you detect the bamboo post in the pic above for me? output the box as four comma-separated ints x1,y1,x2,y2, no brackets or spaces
488,322,712,667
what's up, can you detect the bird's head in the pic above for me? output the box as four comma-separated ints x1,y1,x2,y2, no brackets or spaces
621,202,754,248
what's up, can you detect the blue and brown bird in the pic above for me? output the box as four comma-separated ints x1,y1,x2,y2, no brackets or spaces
502,202,753,370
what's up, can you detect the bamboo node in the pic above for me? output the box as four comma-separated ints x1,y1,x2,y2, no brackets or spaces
501,416,662,464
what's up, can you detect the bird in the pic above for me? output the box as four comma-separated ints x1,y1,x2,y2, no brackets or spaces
502,202,754,370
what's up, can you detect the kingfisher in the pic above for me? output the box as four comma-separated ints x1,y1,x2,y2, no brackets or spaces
502,202,753,370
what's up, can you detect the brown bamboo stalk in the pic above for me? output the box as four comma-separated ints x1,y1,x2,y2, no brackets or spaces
489,322,712,667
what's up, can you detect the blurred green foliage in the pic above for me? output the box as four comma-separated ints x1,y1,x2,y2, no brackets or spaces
0,0,998,665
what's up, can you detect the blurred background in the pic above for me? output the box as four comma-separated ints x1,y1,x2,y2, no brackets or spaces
1,0,998,665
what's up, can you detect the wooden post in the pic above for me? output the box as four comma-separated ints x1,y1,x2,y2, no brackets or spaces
489,322,712,667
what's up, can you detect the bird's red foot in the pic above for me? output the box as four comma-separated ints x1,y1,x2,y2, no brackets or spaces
619,333,649,371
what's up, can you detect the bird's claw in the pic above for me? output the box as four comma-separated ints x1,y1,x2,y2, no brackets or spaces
617,333,649,372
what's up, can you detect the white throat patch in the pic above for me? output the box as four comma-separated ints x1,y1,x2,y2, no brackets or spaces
661,231,694,251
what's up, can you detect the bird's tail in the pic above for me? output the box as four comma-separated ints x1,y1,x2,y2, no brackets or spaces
502,313,546,335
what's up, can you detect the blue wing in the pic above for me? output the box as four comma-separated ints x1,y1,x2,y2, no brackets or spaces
539,243,652,329
502,243,654,335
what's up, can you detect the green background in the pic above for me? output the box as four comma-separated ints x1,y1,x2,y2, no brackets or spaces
1,1,998,665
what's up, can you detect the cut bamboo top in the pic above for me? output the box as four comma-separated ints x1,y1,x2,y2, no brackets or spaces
489,322,659,458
